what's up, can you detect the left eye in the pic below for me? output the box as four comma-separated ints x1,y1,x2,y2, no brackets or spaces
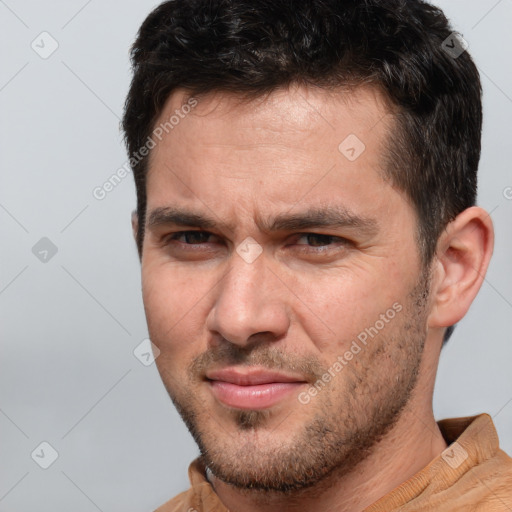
294,233,345,248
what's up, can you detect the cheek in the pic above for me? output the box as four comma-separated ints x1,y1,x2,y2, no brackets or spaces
294,263,408,355
141,262,212,357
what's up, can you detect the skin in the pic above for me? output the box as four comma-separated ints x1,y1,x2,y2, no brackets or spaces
135,84,494,512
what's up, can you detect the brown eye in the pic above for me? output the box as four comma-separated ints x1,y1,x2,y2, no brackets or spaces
295,233,348,249
171,231,215,244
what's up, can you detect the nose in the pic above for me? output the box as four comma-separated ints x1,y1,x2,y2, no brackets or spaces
206,248,290,347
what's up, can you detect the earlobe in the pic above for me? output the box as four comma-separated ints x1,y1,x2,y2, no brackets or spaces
428,206,494,329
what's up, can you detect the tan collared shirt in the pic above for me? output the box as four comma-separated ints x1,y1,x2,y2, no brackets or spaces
155,414,512,511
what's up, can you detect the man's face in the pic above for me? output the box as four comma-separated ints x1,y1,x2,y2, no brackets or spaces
141,85,431,491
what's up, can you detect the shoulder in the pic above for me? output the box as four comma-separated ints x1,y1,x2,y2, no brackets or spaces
154,488,195,512
469,448,512,511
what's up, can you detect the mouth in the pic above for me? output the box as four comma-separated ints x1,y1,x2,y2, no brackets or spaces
205,367,308,410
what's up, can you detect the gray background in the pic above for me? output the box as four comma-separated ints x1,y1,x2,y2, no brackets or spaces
0,1,511,510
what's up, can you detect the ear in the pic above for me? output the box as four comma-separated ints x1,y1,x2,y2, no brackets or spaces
428,206,494,330
131,210,139,242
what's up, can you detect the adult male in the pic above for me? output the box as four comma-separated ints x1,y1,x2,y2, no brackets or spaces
122,0,512,510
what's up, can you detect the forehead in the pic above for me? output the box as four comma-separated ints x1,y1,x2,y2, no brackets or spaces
145,84,404,226
151,84,392,155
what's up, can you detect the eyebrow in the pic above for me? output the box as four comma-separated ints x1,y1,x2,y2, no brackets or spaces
147,205,378,236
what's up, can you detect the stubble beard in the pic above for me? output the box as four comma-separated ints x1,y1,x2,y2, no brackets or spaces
158,270,431,494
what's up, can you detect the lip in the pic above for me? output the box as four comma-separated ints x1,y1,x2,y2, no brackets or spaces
206,368,306,385
206,367,307,410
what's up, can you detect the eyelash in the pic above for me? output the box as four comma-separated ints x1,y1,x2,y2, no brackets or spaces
165,231,349,252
